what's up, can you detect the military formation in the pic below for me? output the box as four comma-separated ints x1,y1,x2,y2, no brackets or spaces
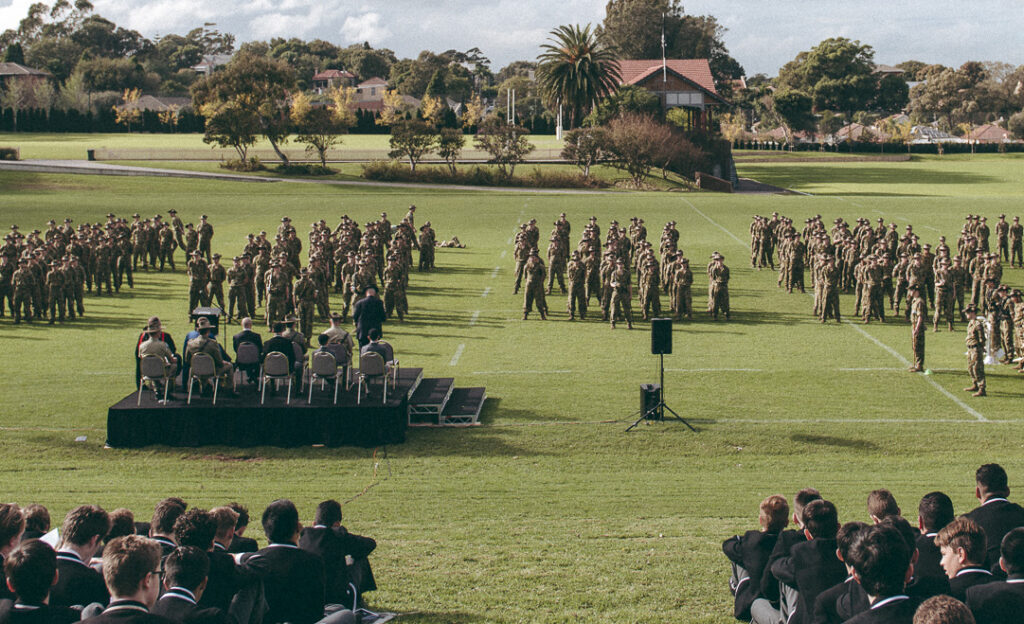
512,214,728,327
751,211,1024,397
3,205,438,336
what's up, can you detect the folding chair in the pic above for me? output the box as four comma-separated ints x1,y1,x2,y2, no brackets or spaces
378,340,399,384
308,351,342,404
187,352,218,405
234,342,260,386
324,343,352,390
261,352,293,405
292,341,308,391
357,351,387,404
139,355,172,405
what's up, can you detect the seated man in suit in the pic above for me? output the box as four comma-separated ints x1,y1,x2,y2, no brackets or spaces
225,505,258,554
232,318,263,384
722,494,788,622
81,535,171,624
966,527,1024,624
936,517,993,601
0,505,25,603
19,505,48,543
813,521,872,624
965,464,1024,570
752,488,822,624
262,322,299,388
915,492,955,595
1,540,81,624
184,318,236,397
772,499,847,624
845,523,918,624
359,328,392,363
238,500,326,624
51,505,110,609
210,508,238,554
298,500,377,608
151,547,213,622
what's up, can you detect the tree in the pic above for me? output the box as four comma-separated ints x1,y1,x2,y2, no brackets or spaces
605,113,672,185
537,24,621,129
474,120,535,177
58,69,89,112
0,80,28,132
33,79,56,117
388,119,436,172
192,54,297,165
4,43,25,64
599,0,744,85
420,95,444,126
158,106,179,130
772,90,814,144
113,87,142,132
291,87,357,168
77,56,147,91
197,99,259,161
561,127,609,178
1009,112,1024,141
436,127,465,174
377,90,410,126
461,94,485,128
907,62,989,131
776,38,882,122
424,69,446,98
584,84,660,126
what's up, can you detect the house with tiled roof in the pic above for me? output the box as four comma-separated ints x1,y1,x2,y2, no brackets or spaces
611,59,726,129
967,123,1011,143
0,62,52,91
312,69,356,93
119,95,193,113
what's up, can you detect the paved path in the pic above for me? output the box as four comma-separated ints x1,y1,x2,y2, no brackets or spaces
0,160,616,195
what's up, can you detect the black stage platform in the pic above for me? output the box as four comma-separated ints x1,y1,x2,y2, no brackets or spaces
107,368,424,448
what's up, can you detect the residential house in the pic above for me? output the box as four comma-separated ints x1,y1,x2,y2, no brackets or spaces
192,54,233,75
312,69,356,94
119,95,193,113
0,62,52,91
967,123,1011,143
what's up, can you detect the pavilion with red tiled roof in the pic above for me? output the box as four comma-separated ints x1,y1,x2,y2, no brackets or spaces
312,69,356,93
611,59,726,130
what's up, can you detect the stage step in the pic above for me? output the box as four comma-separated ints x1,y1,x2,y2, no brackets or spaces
408,377,454,425
441,387,487,425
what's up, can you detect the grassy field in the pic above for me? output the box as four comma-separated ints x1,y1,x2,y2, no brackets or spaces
0,132,567,161
2,154,1024,623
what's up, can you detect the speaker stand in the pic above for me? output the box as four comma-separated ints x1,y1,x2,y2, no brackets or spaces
625,353,696,432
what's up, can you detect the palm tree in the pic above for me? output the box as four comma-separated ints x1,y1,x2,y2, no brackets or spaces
537,24,621,129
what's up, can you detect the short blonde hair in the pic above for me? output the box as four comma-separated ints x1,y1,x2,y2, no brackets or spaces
760,495,789,533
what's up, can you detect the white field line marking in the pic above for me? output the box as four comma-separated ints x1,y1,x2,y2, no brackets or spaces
506,237,513,245
482,286,492,297
469,310,480,326
500,250,507,259
471,370,574,375
491,266,500,278
449,344,465,366
83,372,122,375
681,198,747,247
838,367,904,371
921,225,941,232
663,364,761,368
873,209,886,215
722,418,985,425
694,203,989,424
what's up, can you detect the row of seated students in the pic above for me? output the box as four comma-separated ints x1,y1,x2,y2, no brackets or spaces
0,498,377,624
723,463,1024,624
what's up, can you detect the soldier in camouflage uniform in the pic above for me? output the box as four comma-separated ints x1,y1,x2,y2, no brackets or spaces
964,304,986,396
227,256,249,322
522,248,547,320
384,259,408,321
45,261,65,324
707,253,731,321
293,267,317,339
418,222,436,271
546,234,567,295
0,255,12,317
207,253,227,312
566,250,587,320
608,258,633,329
908,284,926,372
12,258,34,324
932,257,955,332
187,251,210,315
672,257,694,321
158,224,176,271
265,263,289,329
197,215,214,263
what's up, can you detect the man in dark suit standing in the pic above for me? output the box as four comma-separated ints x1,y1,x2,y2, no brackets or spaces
352,286,386,348
238,500,326,624
965,464,1024,569
966,527,1024,624
298,500,377,607
80,535,174,624
51,505,110,609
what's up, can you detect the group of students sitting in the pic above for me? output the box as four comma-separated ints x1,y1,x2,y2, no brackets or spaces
723,463,1024,624
0,497,378,624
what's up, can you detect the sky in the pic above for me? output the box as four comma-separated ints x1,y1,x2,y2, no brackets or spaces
2,0,1023,76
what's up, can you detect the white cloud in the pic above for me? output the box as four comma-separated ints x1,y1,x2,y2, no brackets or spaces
340,12,389,46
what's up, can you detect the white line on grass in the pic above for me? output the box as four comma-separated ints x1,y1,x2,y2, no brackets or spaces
482,286,492,297
469,310,480,326
921,225,941,232
721,418,984,425
681,198,747,247
500,250,507,259
491,266,500,278
506,237,513,244
837,367,905,371
687,201,989,423
449,344,465,366
471,370,574,375
663,364,761,368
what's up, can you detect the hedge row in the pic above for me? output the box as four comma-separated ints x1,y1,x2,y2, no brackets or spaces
733,139,1024,155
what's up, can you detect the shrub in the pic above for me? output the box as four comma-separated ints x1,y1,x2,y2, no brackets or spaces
274,163,334,176
361,161,607,189
0,147,19,160
220,157,264,172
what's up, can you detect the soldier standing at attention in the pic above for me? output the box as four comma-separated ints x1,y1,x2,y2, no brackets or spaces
522,248,548,320
197,215,214,263
227,256,248,323
1012,289,1024,371
265,263,288,329
168,208,186,257
566,250,587,320
0,255,14,318
293,267,317,339
208,253,227,313
546,235,567,295
708,253,731,321
187,250,210,316
12,258,34,324
933,257,955,332
964,304,986,396
384,259,408,322
512,224,528,294
908,284,926,372
418,222,435,271
44,261,65,324
673,258,693,321
996,214,1010,263
184,223,198,258
1010,216,1023,268
609,258,633,330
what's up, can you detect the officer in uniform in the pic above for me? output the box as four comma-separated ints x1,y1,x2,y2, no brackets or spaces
187,250,210,316
197,215,214,263
908,284,926,372
566,250,587,320
12,258,35,324
608,258,633,329
207,253,227,312
933,257,955,331
964,304,986,396
522,248,547,320
292,267,317,339
383,259,408,322
1010,216,1023,268
45,261,65,324
708,253,731,321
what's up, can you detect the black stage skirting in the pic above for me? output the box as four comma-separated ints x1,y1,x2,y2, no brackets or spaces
106,369,422,448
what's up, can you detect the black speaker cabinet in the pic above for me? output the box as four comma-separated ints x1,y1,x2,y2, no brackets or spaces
640,383,662,414
651,318,672,354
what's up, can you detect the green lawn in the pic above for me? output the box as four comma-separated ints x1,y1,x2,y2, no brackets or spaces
3,156,1024,623
0,132,566,161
